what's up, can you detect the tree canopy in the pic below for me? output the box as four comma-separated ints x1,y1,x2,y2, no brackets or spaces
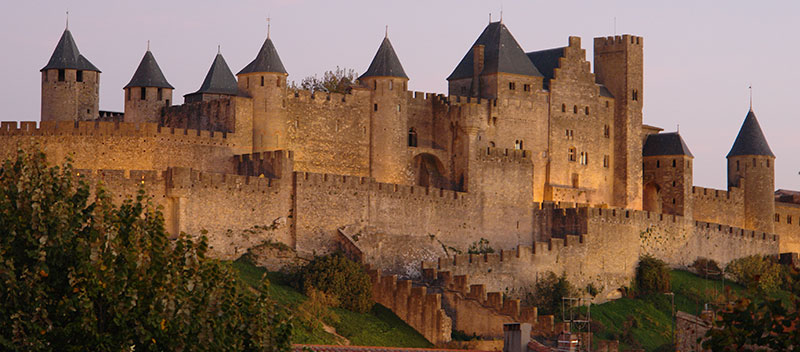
0,149,291,351
290,67,358,94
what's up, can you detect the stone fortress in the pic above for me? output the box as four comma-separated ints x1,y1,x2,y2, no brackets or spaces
4,19,800,343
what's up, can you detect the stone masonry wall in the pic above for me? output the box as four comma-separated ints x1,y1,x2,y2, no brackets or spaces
691,186,744,228
775,202,800,253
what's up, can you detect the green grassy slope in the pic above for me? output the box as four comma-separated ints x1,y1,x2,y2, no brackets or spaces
232,260,433,347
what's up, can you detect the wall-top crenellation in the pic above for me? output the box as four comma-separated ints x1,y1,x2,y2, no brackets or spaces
594,35,643,48
167,167,281,192
478,147,532,163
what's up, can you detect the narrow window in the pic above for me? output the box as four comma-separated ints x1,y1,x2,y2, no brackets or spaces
140,87,147,100
374,81,377,90
656,160,660,168
632,89,639,101
573,105,578,113
514,140,523,150
775,214,781,222
247,77,250,88
736,160,740,171
509,82,515,90
585,107,589,115
58,69,65,82
673,181,676,187
672,198,676,204
562,104,566,112
568,147,577,162
603,125,610,138
126,88,131,101
76,70,83,82
389,80,393,90
165,99,170,106
788,216,792,224
565,129,570,138
397,104,401,112
606,101,609,108
408,128,418,147
157,88,163,101
753,158,756,167
767,159,770,167
261,76,264,86
276,77,281,87
672,159,676,167
603,155,609,168
373,104,378,111
492,117,497,125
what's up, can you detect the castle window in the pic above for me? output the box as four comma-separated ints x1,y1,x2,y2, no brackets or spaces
76,70,83,82
672,198,676,204
568,147,577,162
166,99,170,106
789,216,792,224
408,128,418,147
126,88,130,101
58,69,65,82
585,107,589,115
389,80,394,90
632,89,639,101
260,76,264,86
397,104,401,112
157,88,163,101
246,77,250,88
140,87,146,100
767,159,770,167
276,77,281,87
656,160,660,168
603,155,609,168
572,173,579,188
753,158,756,167
736,160,740,171
523,84,530,92
673,181,676,187
603,125,610,138
374,104,378,111
775,214,780,222
573,105,578,114
672,159,676,167
580,152,588,165
509,82,516,90
514,140,523,150
492,117,497,126
606,101,609,108
374,81,377,90
490,141,496,147
562,104,566,112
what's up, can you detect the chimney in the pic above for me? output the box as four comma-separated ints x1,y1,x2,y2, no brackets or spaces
470,44,485,97
503,323,531,352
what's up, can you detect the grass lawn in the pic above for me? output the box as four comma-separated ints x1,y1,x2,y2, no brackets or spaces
231,259,432,347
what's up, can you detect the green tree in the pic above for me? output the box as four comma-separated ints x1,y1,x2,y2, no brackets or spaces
635,255,671,295
0,149,291,351
301,253,373,313
726,255,783,292
290,67,358,94
525,272,576,317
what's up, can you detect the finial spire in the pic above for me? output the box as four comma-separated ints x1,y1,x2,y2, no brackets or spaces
385,25,388,38
489,13,492,23
147,40,150,51
66,10,69,30
749,84,753,111
218,44,221,55
267,16,271,39
500,4,503,23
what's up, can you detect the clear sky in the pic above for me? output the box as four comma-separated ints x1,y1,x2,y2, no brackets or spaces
0,0,797,191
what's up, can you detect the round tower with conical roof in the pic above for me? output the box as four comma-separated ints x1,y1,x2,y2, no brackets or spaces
123,49,174,123
236,33,288,152
359,35,409,184
727,108,775,233
41,28,101,122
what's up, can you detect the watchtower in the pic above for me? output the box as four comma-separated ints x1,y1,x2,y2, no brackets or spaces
641,132,694,217
41,28,100,122
727,108,775,233
594,35,644,210
123,49,174,123
359,35,409,184
236,32,288,152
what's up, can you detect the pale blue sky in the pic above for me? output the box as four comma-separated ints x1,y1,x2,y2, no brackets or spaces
0,0,797,191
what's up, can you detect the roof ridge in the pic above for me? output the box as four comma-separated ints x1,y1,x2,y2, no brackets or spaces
359,36,408,80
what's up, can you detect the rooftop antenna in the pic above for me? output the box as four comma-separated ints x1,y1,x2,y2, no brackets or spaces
267,15,271,39
749,84,753,111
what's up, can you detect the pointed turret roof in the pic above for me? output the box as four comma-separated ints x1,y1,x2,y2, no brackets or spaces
188,53,239,96
41,29,100,72
124,50,174,89
727,109,775,158
447,22,542,81
238,37,287,75
359,37,408,80
643,132,694,158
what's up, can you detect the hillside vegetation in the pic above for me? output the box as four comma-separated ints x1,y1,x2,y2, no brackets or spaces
232,259,433,348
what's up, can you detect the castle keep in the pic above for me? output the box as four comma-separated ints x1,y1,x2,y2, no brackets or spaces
4,20,799,340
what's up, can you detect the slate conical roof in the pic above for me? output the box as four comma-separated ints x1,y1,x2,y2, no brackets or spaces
41,29,100,72
447,22,542,81
727,109,775,157
359,37,408,80
189,53,239,96
124,50,174,89
643,132,694,157
238,37,287,75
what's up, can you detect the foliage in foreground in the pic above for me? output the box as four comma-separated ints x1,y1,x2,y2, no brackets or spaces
635,255,670,296
290,67,358,94
300,252,373,313
525,271,576,317
725,254,784,292
0,149,291,351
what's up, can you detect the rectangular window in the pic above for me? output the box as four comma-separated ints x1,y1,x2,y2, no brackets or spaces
261,76,265,86
76,70,83,82
789,216,793,224
775,214,780,222
509,82,516,90
126,88,130,101
157,88,163,101
140,87,147,100
523,84,530,92
374,104,378,112
389,80,393,90
58,69,65,82
603,155,609,168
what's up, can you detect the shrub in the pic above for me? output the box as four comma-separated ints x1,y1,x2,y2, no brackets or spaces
636,255,671,295
301,253,373,313
726,255,782,292
691,257,722,279
467,238,494,254
296,288,340,331
525,272,576,317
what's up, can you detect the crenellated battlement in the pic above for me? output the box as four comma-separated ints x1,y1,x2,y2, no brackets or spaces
691,186,742,201
166,167,281,192
73,169,166,183
594,34,643,48
407,91,448,103
289,89,370,107
477,147,532,163
425,238,584,273
0,120,234,146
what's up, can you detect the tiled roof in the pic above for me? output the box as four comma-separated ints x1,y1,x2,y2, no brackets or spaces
238,37,287,75
41,29,100,72
525,47,564,85
359,37,408,79
187,53,239,96
447,22,542,81
124,50,174,89
643,132,694,157
727,109,774,157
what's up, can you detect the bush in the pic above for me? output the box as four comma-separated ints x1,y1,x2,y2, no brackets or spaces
0,149,291,351
726,255,782,292
301,253,373,313
525,272,576,317
296,288,340,331
467,238,494,255
691,257,722,279
636,255,671,295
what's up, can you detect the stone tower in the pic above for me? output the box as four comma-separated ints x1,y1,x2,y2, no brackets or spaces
727,108,775,233
123,49,174,123
447,22,543,99
41,28,101,122
594,35,644,210
184,51,240,103
642,132,694,217
359,35,409,184
237,33,288,152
